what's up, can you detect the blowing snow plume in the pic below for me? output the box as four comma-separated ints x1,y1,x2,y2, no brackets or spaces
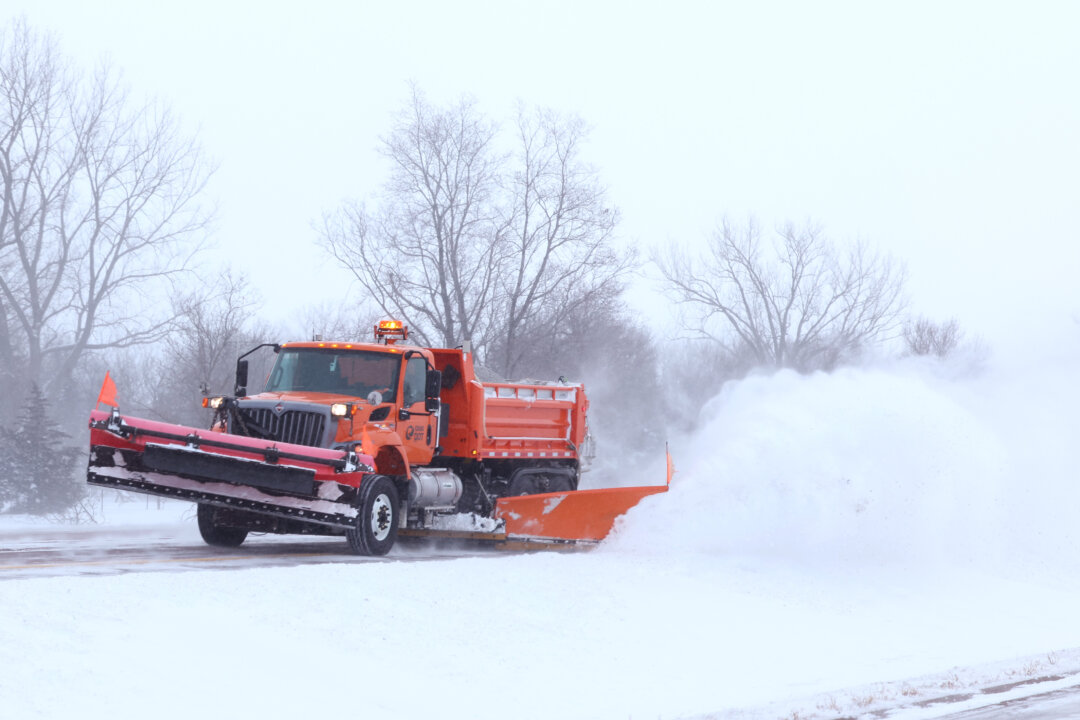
609,351,1080,571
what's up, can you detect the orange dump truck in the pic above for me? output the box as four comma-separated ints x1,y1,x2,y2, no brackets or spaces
87,321,668,555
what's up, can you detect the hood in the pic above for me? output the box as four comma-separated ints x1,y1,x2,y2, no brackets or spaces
245,391,366,406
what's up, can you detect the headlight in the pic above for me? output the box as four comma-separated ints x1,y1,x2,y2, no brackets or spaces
331,403,353,418
202,396,226,409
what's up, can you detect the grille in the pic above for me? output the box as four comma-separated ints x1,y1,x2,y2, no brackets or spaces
234,407,327,447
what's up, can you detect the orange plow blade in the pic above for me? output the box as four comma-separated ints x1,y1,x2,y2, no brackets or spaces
494,449,674,543
494,485,667,542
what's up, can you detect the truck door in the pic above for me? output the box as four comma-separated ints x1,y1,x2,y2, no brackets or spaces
399,355,437,466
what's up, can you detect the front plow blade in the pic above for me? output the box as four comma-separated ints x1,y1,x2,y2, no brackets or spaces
87,408,373,528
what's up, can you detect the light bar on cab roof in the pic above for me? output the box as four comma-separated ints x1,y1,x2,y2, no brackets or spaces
374,319,408,343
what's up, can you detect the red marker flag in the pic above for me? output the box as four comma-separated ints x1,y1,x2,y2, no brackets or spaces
96,371,118,410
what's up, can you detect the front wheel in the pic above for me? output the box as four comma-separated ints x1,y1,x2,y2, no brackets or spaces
196,503,249,547
346,475,399,556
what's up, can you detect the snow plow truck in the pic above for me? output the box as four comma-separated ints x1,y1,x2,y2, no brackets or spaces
87,321,669,554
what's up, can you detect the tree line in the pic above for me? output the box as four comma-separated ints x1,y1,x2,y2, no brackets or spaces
0,20,973,517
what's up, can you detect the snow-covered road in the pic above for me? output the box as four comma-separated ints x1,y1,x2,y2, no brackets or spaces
0,522,495,580
922,682,1080,720
3,511,1080,720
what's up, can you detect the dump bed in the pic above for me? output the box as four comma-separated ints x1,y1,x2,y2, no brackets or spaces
479,381,588,460
429,348,589,462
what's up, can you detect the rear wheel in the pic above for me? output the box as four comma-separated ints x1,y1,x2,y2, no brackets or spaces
196,503,249,547
508,470,574,496
346,475,399,556
546,475,573,493
508,473,542,496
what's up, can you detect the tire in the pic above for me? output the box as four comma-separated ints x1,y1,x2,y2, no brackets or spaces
508,470,573,496
545,475,573,493
346,475,399,556
508,473,542,496
196,503,248,547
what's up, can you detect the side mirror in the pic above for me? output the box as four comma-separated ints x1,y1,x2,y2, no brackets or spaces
426,369,442,399
235,359,249,397
425,369,442,414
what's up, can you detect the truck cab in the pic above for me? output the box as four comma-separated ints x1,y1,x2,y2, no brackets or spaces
214,321,443,478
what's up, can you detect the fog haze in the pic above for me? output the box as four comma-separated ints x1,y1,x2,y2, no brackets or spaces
10,0,1079,349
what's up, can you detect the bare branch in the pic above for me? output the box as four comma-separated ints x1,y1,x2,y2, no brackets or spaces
0,20,213,400
903,316,964,358
320,90,632,376
320,87,501,355
491,104,631,378
655,219,907,373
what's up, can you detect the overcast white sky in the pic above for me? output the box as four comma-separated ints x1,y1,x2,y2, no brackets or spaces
8,1,1080,354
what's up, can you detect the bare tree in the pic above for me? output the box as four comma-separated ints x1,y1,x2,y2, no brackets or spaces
490,105,630,378
0,20,212,405
657,220,907,372
902,316,963,358
321,88,632,374
292,299,381,344
321,86,502,355
0,296,20,418
137,270,266,427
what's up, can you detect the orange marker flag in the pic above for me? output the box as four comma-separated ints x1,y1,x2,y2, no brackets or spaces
96,371,118,410
665,445,675,487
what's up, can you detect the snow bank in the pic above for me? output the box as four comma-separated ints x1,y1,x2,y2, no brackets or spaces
609,350,1080,573
0,493,194,532
4,551,1080,720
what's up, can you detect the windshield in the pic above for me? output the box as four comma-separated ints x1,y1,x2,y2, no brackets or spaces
264,348,401,401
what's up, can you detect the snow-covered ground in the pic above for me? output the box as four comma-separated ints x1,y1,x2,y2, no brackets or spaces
3,340,1079,719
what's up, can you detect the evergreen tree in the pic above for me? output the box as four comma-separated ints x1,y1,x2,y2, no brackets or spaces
0,385,83,515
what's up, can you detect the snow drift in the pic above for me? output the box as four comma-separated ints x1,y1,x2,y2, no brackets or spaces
610,349,1080,574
